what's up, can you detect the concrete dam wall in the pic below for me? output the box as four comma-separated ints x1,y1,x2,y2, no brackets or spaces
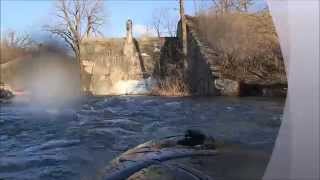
1,17,286,97
81,20,166,95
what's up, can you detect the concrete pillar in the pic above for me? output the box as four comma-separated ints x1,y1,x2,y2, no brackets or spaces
126,19,133,44
123,19,142,80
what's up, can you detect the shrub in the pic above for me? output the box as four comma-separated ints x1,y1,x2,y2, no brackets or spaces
151,77,190,97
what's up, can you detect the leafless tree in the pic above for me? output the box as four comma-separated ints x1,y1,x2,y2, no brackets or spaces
151,7,178,38
0,30,35,63
152,10,162,38
235,0,254,12
44,0,104,91
211,0,235,13
210,0,254,13
179,0,187,56
1,30,34,49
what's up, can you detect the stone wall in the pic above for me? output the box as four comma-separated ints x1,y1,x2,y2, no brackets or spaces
178,16,287,96
176,17,219,95
80,20,175,95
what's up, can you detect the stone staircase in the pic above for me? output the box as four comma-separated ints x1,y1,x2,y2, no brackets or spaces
185,17,223,80
184,15,287,96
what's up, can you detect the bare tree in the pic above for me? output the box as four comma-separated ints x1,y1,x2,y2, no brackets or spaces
152,9,162,38
179,0,187,56
211,0,236,13
1,30,34,49
0,30,35,63
151,7,178,38
236,0,254,12
44,0,104,91
211,0,254,13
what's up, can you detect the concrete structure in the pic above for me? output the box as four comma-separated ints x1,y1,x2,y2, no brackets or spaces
180,16,287,96
81,19,167,95
0,17,286,97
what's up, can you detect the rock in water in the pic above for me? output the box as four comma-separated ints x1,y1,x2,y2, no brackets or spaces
0,83,14,100
215,78,241,96
177,129,207,146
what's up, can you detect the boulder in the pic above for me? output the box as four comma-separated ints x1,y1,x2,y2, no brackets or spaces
214,78,241,96
240,83,287,97
0,83,14,100
262,86,287,97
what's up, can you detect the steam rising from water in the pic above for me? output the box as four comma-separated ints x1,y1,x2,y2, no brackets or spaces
1,47,81,106
27,52,80,105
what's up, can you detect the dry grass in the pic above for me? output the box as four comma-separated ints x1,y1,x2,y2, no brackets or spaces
0,30,36,64
194,10,286,84
0,42,30,64
151,77,190,97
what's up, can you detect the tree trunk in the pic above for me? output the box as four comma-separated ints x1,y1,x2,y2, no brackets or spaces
180,0,187,56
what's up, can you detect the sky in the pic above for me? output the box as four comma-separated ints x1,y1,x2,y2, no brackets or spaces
1,0,267,40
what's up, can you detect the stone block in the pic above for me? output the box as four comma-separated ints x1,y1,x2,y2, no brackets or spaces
214,78,241,96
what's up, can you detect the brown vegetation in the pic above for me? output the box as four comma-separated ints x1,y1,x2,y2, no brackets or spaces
194,9,286,84
44,0,105,92
151,77,190,97
0,30,35,64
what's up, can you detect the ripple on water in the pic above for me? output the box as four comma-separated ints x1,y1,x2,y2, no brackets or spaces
0,154,68,173
164,101,181,107
24,139,80,152
0,96,285,180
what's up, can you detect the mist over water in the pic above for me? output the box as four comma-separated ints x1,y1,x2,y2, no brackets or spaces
1,45,81,107
25,52,80,106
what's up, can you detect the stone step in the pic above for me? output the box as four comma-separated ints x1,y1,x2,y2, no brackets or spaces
210,67,220,72
211,72,221,77
210,65,222,71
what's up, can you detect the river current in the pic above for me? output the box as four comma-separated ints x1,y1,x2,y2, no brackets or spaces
0,96,284,180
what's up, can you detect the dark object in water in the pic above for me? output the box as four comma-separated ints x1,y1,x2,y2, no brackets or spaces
177,129,207,146
0,88,14,100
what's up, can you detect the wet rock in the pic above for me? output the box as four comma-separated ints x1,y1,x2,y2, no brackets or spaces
240,83,287,97
262,85,287,97
177,130,216,150
0,83,14,100
177,129,206,146
215,78,241,96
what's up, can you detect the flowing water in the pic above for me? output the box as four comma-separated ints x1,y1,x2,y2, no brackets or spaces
0,96,284,180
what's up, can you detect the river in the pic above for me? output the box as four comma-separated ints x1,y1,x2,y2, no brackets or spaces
0,96,284,180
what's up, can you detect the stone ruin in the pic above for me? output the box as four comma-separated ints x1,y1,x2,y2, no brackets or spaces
122,19,144,80
0,17,286,97
81,19,164,95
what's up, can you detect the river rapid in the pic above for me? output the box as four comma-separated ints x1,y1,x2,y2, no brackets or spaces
0,96,284,180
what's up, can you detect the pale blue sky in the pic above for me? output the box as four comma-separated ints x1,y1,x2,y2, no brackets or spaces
1,0,267,39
